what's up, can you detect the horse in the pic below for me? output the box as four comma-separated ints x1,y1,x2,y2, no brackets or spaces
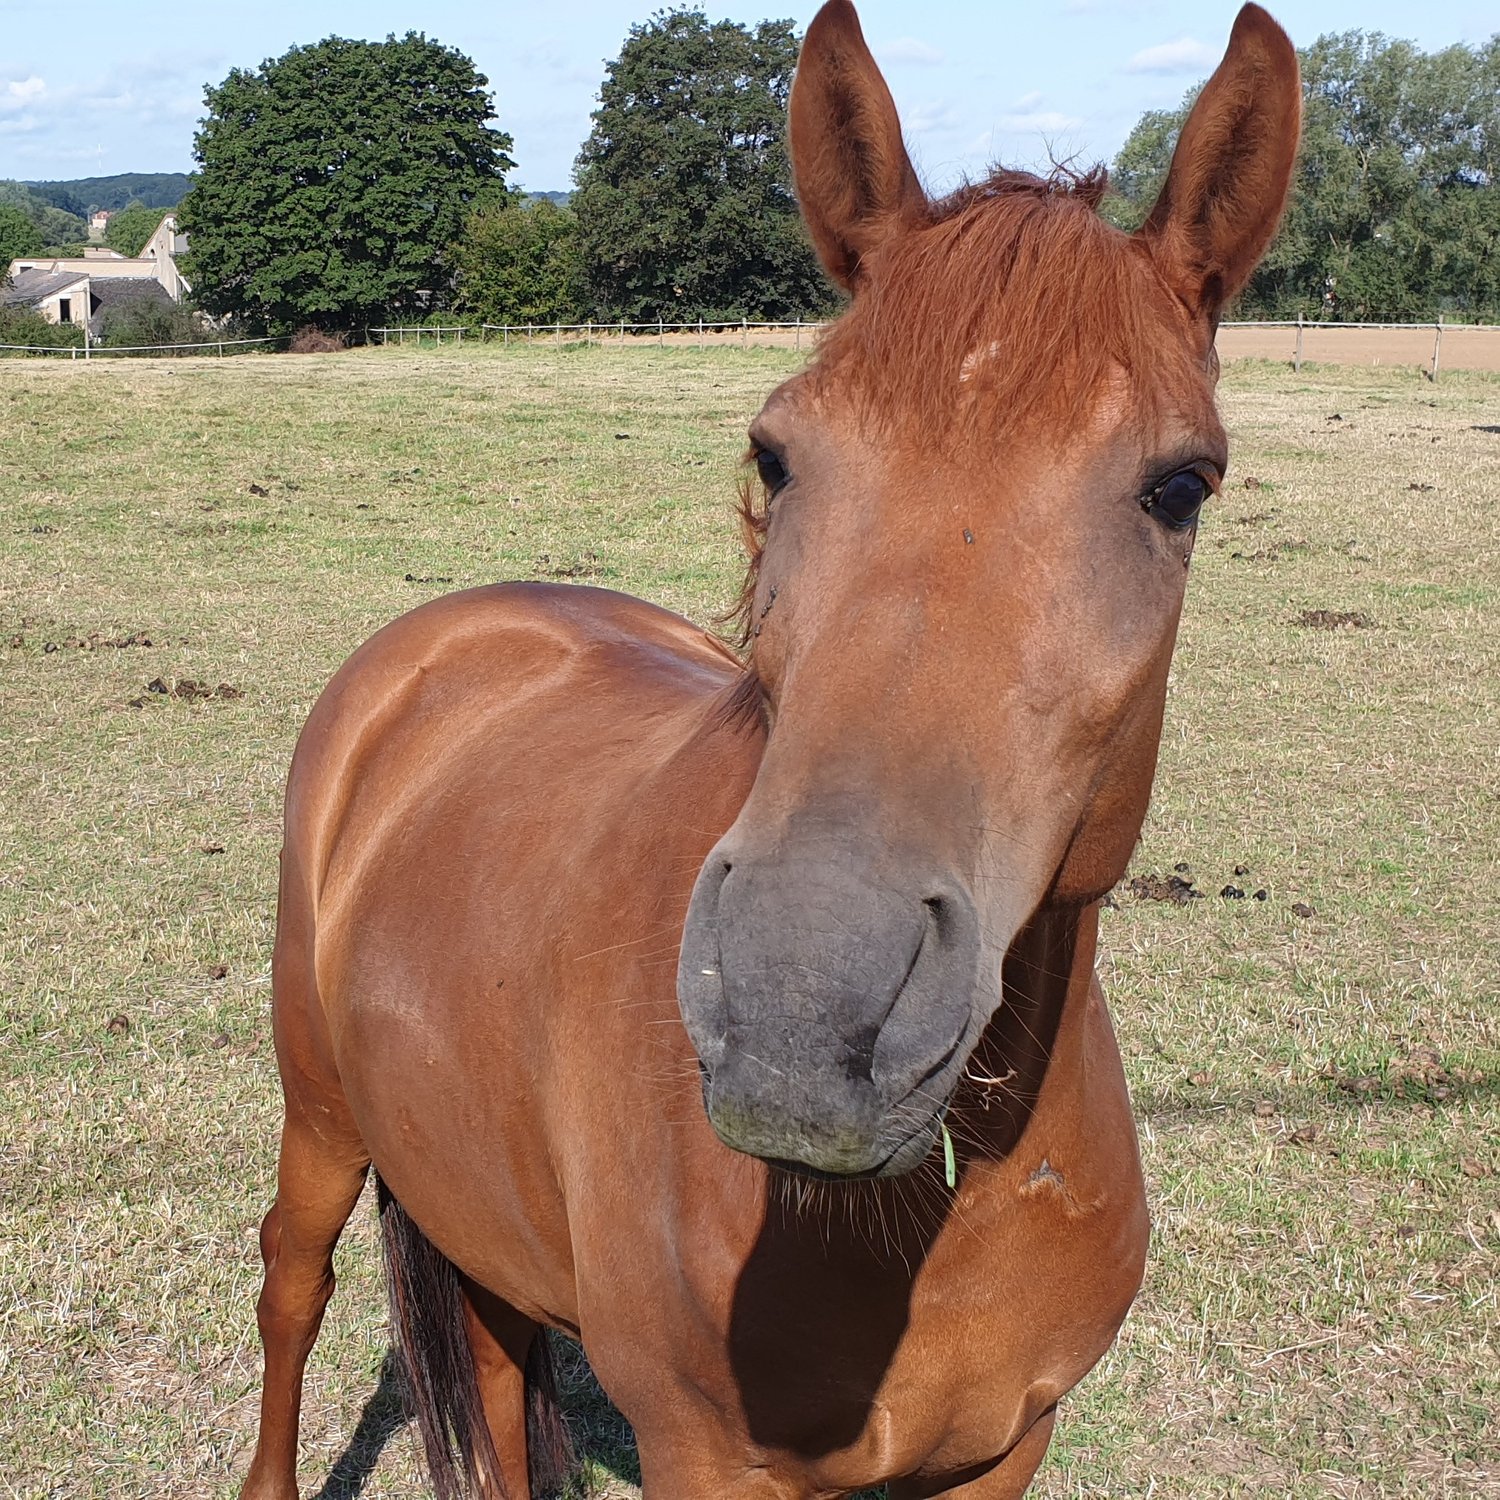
238,4,1300,1496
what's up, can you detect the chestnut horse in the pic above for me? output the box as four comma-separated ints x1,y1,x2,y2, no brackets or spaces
239,5,1300,1496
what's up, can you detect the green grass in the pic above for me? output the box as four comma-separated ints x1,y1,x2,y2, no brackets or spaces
1,346,1496,1498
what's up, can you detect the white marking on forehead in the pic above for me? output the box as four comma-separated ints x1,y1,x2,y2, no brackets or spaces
957,345,1136,433
958,340,1002,384
1089,362,1133,432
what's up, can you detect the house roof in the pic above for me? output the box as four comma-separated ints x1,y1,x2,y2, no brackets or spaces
87,276,175,337
1,268,90,307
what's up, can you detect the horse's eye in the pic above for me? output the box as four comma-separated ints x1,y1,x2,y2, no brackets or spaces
1143,469,1211,530
755,447,790,497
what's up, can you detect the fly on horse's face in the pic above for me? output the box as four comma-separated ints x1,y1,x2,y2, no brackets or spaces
679,0,1300,1177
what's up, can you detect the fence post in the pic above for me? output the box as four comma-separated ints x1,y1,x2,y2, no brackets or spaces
697,317,703,349
1294,312,1303,374
795,318,801,353
742,317,748,348
1431,315,1443,382
555,322,561,346
218,342,224,358
620,319,625,344
658,317,664,347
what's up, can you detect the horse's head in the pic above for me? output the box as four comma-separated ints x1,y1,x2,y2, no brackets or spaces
678,1,1300,1177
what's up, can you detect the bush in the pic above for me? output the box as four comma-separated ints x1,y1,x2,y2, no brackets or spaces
98,301,206,351
0,307,85,353
288,326,349,353
453,198,585,326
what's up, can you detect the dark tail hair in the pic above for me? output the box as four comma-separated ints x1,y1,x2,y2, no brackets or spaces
378,1177,575,1499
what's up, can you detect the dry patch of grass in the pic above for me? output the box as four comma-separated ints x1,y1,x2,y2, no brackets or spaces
1,348,1496,1498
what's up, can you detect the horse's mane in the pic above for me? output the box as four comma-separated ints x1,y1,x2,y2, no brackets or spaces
719,165,1192,671
817,162,1187,440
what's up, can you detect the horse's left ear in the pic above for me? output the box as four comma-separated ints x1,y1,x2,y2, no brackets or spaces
1140,4,1301,323
790,0,929,290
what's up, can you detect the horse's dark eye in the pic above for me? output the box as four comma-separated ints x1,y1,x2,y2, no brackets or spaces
755,448,789,497
1143,469,1211,530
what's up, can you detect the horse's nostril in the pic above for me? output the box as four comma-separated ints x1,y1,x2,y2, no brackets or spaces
921,894,948,936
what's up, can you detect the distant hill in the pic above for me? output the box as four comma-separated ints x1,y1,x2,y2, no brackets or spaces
525,190,571,208
22,173,192,216
0,181,87,244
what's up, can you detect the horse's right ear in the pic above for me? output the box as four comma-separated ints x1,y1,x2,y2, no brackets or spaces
1140,4,1301,325
790,0,928,290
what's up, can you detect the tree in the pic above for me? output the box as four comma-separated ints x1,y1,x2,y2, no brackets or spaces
453,197,586,325
105,202,165,258
1108,31,1500,321
0,203,43,281
0,182,85,248
572,9,835,322
178,34,514,332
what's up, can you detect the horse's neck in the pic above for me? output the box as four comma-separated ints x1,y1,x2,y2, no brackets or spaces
956,904,1102,1161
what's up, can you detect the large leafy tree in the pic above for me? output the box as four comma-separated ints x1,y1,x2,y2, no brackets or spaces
179,34,514,332
572,9,835,322
453,197,586,325
1108,31,1500,321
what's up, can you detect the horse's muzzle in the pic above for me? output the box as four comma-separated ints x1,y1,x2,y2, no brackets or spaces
677,842,982,1178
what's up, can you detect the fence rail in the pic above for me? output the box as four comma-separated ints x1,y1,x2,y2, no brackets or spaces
366,316,1499,379
0,334,288,358
2,320,1496,375
368,319,830,351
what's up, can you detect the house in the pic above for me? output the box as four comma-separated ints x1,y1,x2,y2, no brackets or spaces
88,209,112,239
4,213,191,335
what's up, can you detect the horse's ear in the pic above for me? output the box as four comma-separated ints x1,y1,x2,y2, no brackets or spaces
1140,4,1300,323
790,0,928,290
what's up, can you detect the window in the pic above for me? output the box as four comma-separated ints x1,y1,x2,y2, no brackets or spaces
58,298,72,324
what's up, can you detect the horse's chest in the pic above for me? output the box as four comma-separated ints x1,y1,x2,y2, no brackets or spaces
785,1162,1148,1491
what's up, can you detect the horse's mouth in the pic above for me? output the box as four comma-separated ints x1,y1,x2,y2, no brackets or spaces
766,1108,945,1182
698,1059,950,1181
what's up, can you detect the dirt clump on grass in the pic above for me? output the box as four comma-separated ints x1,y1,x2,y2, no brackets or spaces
1295,608,1375,629
1128,872,1202,904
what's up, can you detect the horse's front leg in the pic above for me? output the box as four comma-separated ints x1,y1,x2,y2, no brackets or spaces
887,1408,1057,1500
239,1109,370,1500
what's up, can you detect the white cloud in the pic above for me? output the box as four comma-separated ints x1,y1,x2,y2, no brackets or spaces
879,37,944,66
906,100,962,134
998,109,1083,133
1124,38,1218,75
2,75,46,110
1012,90,1043,111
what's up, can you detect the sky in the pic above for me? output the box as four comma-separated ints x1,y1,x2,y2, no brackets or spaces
1,0,1494,194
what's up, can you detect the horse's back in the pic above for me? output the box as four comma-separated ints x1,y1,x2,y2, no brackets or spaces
270,583,759,1307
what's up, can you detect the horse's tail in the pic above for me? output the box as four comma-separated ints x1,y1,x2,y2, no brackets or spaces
377,1177,573,1499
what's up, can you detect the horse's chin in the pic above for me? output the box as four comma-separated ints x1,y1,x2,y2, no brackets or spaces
766,1111,944,1182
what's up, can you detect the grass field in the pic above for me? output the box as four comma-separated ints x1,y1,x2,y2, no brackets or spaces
2,345,1497,1499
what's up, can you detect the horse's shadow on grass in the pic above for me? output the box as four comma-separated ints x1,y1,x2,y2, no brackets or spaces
312,1349,409,1500
314,1338,645,1500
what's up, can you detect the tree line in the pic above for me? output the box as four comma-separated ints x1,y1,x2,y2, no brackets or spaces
14,11,1488,335
1107,30,1499,322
